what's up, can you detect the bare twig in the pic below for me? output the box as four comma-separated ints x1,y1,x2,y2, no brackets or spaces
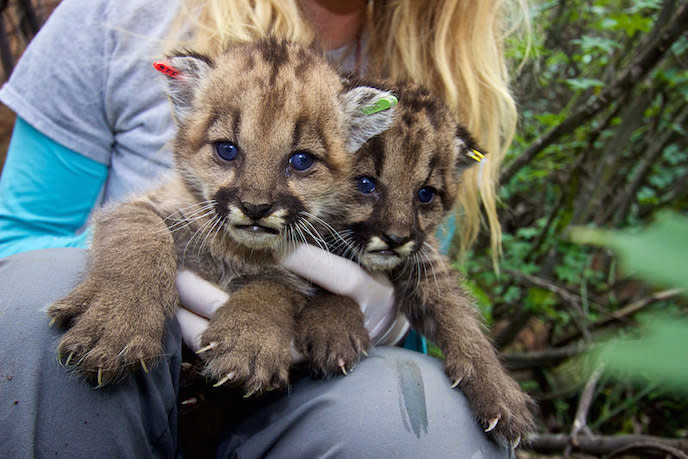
502,343,590,370
554,288,685,347
608,442,688,459
564,365,605,456
572,366,603,439
527,433,688,456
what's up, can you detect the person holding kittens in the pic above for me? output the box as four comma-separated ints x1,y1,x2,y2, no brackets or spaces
0,0,531,456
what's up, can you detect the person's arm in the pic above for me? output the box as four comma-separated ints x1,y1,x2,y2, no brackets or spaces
0,118,108,258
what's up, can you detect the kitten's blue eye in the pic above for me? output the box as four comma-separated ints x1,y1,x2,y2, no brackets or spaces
215,142,238,161
289,152,315,171
418,186,436,203
356,176,376,194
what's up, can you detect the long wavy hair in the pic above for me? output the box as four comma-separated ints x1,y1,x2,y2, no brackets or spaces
166,0,530,264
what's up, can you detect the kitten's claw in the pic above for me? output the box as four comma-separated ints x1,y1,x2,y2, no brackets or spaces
512,436,521,449
451,377,463,389
485,416,501,433
361,349,368,357
180,397,198,407
338,357,348,375
197,342,218,354
96,368,103,387
243,387,258,398
64,352,74,367
49,318,56,328
140,359,149,373
213,372,234,387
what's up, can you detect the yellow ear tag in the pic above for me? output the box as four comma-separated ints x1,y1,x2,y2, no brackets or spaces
468,149,485,162
360,95,398,115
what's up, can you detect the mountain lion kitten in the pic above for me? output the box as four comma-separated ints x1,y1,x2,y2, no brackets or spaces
47,39,396,394
297,80,534,444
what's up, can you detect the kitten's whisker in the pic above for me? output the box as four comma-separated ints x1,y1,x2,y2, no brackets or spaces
302,211,348,247
163,209,216,235
298,216,329,251
291,221,308,246
165,200,217,218
422,242,442,295
199,215,223,254
182,214,218,261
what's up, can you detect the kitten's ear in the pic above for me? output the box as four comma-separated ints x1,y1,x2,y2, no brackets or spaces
454,123,486,174
155,52,215,125
340,87,397,153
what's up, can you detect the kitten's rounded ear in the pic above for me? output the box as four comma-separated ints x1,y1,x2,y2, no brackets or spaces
340,86,397,153
454,123,486,174
156,51,215,125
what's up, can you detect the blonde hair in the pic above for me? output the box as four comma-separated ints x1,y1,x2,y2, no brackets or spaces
168,0,530,265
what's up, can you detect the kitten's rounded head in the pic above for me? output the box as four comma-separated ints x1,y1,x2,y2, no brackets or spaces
156,39,398,253
341,81,484,271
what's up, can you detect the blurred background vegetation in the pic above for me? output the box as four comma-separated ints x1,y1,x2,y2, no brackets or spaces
0,0,686,457
452,0,688,456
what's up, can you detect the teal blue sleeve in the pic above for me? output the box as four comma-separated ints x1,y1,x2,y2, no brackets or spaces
0,118,108,258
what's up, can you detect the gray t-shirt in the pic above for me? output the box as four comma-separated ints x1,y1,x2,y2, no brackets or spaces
0,0,361,206
0,0,183,203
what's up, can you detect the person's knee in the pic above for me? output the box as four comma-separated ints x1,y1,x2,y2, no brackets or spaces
301,347,509,457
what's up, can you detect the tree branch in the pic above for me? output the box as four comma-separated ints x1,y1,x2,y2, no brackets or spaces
554,288,685,347
527,433,688,457
502,343,589,371
501,1,688,186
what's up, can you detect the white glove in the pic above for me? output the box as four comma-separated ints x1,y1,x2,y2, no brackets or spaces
175,244,408,353
280,244,408,346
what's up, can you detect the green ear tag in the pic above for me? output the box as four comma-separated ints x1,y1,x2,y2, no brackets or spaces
361,95,398,115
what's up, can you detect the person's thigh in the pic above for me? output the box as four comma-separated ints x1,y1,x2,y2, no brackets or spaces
0,248,182,458
219,346,512,458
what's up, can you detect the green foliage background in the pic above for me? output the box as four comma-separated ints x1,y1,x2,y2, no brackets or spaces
452,0,688,446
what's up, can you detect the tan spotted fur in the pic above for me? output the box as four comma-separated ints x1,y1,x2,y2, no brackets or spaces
47,39,395,393
300,81,535,443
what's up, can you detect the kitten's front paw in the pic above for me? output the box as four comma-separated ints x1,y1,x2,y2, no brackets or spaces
446,357,535,445
48,281,166,386
295,293,370,376
200,310,292,396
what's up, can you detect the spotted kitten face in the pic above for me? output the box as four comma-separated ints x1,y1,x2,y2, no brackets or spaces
158,39,396,253
342,81,483,271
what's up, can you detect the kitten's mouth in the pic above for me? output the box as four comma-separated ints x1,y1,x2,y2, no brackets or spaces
234,224,279,235
362,249,404,271
370,249,399,258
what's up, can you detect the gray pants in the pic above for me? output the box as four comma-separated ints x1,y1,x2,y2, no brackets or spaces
0,248,510,458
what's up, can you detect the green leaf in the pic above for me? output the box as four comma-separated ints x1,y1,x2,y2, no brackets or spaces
570,212,688,290
598,316,688,393
572,36,622,53
565,78,605,91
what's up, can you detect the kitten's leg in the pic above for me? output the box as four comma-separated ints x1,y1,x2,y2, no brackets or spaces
295,291,370,377
400,261,534,444
48,199,178,385
199,280,305,395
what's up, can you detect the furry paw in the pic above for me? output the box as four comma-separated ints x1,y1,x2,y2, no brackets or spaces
48,280,166,386
199,308,293,396
295,292,370,376
446,356,535,445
